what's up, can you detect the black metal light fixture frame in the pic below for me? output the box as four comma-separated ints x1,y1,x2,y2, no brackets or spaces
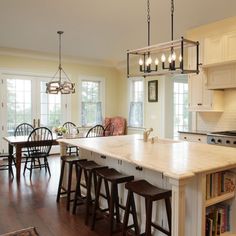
46,31,75,94
127,0,199,78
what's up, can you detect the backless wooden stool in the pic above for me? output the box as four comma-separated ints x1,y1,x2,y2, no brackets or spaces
122,179,172,236
72,160,107,225
56,156,87,211
91,168,134,236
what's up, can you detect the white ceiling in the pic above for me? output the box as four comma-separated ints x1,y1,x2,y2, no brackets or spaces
1,0,236,65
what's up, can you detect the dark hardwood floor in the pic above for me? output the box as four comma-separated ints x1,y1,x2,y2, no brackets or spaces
0,156,123,236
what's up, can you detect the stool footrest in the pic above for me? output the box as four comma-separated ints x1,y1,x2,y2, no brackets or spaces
151,222,170,235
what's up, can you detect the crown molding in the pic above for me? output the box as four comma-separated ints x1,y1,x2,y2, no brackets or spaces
0,47,116,68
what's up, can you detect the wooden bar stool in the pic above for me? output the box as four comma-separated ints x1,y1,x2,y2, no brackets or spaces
91,168,134,236
122,179,172,236
56,156,87,211
72,160,108,225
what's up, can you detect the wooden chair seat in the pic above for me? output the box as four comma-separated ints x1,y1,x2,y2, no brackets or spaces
125,179,172,200
95,168,134,183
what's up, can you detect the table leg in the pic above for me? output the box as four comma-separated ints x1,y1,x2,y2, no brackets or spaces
8,144,14,176
15,145,22,181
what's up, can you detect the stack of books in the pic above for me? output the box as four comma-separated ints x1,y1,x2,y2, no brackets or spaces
206,171,236,199
206,203,231,236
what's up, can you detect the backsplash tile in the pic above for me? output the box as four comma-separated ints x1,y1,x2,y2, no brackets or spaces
197,89,236,131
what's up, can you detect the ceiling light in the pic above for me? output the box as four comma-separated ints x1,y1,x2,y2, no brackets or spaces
46,31,75,94
127,0,200,78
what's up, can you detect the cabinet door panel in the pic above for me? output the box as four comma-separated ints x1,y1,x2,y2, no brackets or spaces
224,31,236,61
204,35,223,65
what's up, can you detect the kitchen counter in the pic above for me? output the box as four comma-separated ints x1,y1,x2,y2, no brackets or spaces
57,134,236,180
57,134,236,236
178,130,209,135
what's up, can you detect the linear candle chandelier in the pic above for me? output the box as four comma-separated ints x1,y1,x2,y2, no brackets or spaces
46,31,75,94
127,0,199,78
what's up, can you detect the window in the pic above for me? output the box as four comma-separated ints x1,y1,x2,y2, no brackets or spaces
128,78,144,127
6,78,32,135
173,78,190,138
40,81,63,130
81,79,104,126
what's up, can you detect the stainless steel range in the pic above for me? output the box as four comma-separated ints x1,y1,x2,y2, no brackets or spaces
207,131,236,147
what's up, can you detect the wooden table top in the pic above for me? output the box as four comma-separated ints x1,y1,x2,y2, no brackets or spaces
57,134,236,180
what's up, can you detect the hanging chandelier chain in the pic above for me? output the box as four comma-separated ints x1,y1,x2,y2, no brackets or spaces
147,0,151,46
57,31,64,70
171,0,174,15
147,0,150,23
171,0,174,41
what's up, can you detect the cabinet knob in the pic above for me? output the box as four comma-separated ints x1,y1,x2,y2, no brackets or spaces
184,137,187,140
100,155,106,159
198,138,201,141
135,166,143,171
197,103,202,106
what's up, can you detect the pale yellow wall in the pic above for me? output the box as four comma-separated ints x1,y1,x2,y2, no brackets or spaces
117,68,173,138
0,53,120,125
187,15,236,39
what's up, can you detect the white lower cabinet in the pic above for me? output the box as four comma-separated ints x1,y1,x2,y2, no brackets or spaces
179,132,207,143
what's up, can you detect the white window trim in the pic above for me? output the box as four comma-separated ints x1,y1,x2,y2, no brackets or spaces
128,77,144,128
0,69,71,151
78,75,105,127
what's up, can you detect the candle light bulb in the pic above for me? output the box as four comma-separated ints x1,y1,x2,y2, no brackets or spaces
161,54,166,62
168,55,172,63
172,51,176,61
146,56,152,66
139,58,144,65
155,58,159,65
179,54,183,62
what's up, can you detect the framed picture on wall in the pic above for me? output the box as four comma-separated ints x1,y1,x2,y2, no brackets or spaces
148,80,158,102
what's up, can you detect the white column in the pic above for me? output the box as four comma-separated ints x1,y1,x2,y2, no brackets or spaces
168,177,190,236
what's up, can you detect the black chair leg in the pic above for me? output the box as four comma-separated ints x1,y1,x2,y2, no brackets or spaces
109,183,115,236
122,190,132,236
145,198,152,236
45,157,51,176
91,176,102,230
165,197,172,234
57,160,65,202
30,159,33,179
8,155,14,177
66,163,73,211
73,166,82,214
85,171,93,225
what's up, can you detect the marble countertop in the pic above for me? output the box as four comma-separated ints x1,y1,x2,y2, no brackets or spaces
58,134,236,180
178,130,209,135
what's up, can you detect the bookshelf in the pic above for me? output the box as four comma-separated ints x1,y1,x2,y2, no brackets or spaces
205,170,236,236
221,233,236,236
205,192,235,207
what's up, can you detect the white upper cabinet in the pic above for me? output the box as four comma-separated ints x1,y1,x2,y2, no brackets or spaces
187,37,224,112
188,68,224,112
204,35,224,65
224,31,236,61
204,30,236,66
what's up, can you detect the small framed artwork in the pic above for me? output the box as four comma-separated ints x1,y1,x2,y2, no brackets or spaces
148,80,158,102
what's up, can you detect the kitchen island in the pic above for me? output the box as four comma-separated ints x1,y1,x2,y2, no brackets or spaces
57,134,236,236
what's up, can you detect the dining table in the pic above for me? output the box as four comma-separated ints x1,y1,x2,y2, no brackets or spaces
3,133,84,181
